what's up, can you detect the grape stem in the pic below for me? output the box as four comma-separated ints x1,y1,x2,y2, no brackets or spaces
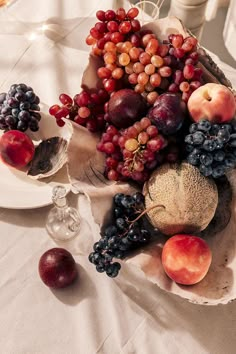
121,203,165,237
131,203,165,224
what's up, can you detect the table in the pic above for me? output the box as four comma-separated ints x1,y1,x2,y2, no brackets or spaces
1,1,236,353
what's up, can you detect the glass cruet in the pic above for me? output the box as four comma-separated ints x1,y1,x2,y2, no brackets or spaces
46,185,81,241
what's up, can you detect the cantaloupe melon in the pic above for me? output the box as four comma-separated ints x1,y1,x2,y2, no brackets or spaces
143,162,218,235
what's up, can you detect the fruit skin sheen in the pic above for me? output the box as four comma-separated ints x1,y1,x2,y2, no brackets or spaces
161,234,212,285
187,83,236,123
0,130,35,168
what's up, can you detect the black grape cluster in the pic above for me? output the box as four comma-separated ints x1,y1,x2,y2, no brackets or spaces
88,192,152,277
0,83,41,132
184,119,236,178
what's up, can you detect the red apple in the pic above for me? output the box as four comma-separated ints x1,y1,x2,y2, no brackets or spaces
0,130,35,168
188,83,236,123
161,234,212,285
38,248,78,289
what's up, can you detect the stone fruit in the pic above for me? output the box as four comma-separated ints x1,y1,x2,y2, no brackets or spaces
0,130,35,168
38,248,78,288
108,88,147,128
143,162,218,235
188,83,236,123
147,93,186,135
161,234,212,285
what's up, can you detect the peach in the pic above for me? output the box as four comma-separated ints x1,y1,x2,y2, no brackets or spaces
188,83,236,123
0,130,35,168
161,234,212,285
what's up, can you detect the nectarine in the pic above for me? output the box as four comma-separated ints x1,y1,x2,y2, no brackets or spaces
188,83,236,123
161,234,212,285
0,130,35,168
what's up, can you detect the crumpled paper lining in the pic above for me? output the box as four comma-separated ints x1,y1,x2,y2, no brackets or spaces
66,16,236,305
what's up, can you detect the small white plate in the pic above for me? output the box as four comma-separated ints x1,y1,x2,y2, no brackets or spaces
0,113,72,209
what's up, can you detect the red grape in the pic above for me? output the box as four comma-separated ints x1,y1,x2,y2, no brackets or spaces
103,78,116,93
119,21,132,34
107,21,119,32
49,104,60,116
95,22,107,34
96,10,106,21
171,34,184,48
106,157,118,169
105,10,116,21
116,8,126,21
111,32,124,43
97,67,112,79
56,119,65,127
59,93,73,105
183,64,195,80
130,19,141,32
127,7,139,19
90,27,103,40
130,33,141,47
108,169,119,181
55,107,69,119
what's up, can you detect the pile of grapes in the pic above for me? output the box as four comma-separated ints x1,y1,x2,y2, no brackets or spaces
86,8,202,103
97,117,168,182
185,119,236,178
49,90,109,132
0,84,41,132
49,6,203,183
88,192,156,277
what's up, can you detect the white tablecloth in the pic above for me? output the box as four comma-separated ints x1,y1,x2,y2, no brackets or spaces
1,1,236,353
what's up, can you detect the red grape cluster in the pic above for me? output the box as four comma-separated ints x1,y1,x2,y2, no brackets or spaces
86,7,141,55
86,7,203,101
97,117,167,182
86,7,142,94
98,32,202,101
49,89,109,132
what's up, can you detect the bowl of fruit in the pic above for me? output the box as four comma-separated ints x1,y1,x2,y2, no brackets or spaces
47,6,236,304
12,6,236,303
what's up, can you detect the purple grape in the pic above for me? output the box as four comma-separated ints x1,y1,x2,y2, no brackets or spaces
12,108,20,117
17,120,28,131
15,91,26,102
20,101,30,110
16,83,27,92
31,112,41,121
26,91,36,103
34,96,40,104
5,115,17,127
10,84,17,90
0,93,6,104
7,97,18,108
30,103,40,111
18,110,30,122
1,106,11,115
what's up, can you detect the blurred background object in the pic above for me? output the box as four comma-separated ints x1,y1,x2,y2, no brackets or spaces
168,0,208,38
223,0,236,62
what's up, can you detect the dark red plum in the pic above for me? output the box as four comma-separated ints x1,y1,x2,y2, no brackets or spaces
108,89,147,128
148,93,186,135
38,248,78,289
